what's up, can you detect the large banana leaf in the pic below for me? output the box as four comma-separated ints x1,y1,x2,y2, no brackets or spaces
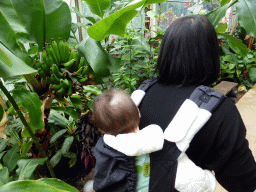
9,0,71,50
78,36,112,77
0,12,21,54
236,0,256,37
43,0,71,42
88,0,147,41
0,42,36,78
0,178,79,192
0,0,27,34
82,0,111,18
11,0,45,50
219,33,249,57
206,2,231,29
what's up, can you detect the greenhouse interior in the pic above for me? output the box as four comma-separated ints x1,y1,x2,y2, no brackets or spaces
0,0,256,191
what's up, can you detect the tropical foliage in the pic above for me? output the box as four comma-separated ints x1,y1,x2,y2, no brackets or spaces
0,0,255,190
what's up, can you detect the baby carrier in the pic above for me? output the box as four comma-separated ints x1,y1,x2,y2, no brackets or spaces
92,78,226,192
130,78,226,192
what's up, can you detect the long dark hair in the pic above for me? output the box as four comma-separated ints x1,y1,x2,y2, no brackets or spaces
157,15,220,86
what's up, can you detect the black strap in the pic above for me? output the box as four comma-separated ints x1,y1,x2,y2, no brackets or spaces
137,78,157,92
189,85,226,112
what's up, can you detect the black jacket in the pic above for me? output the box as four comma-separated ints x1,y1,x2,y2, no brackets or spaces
139,82,256,192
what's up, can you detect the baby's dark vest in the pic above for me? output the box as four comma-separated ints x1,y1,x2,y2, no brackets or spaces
131,78,226,192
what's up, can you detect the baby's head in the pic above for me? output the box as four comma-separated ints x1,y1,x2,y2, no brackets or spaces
93,89,140,136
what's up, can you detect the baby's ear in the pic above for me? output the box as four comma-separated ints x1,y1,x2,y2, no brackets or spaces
138,108,141,118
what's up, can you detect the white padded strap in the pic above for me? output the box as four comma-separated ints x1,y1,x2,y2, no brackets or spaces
131,90,146,107
164,99,199,142
176,109,211,152
103,124,164,156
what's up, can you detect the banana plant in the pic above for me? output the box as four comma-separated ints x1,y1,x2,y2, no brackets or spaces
207,0,256,56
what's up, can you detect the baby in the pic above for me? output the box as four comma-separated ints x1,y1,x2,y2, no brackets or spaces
90,89,216,192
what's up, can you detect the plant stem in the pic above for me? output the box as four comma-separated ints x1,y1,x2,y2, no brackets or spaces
0,80,55,178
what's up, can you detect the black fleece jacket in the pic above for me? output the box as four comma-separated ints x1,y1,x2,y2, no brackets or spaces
138,82,256,192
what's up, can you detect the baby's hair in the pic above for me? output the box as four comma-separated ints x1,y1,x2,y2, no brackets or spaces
93,89,140,136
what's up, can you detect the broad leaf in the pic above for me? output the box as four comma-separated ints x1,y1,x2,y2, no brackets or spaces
0,179,79,192
0,42,36,78
83,85,102,95
249,68,256,82
12,89,44,131
11,0,45,50
88,0,147,41
0,167,9,186
216,23,228,33
70,94,82,110
48,110,68,128
37,178,79,192
50,129,67,143
78,36,111,77
219,33,249,57
144,0,168,6
61,136,74,154
16,158,47,180
221,0,231,6
206,2,230,29
43,0,71,42
83,0,111,18
50,106,79,122
236,0,256,37
50,150,62,168
0,12,20,54
0,0,27,34
3,144,21,172
21,140,33,158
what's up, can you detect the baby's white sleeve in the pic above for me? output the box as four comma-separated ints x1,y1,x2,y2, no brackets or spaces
175,153,216,192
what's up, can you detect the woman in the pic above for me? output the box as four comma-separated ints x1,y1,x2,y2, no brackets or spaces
138,15,256,192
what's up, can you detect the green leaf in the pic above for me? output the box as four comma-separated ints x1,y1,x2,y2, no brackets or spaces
82,0,111,18
62,152,77,168
144,0,168,7
11,0,45,50
37,178,79,192
221,0,231,6
43,0,71,42
21,140,33,158
219,33,249,57
50,106,79,123
236,0,256,37
0,0,27,34
51,129,67,143
50,150,62,168
0,179,77,192
61,136,74,154
83,85,102,95
0,140,7,153
78,37,111,77
0,42,36,78
28,47,38,55
69,94,82,110
0,152,6,160
0,11,21,54
249,67,256,82
12,89,44,131
48,110,68,128
3,144,21,173
88,0,147,41
16,158,47,180
216,23,228,33
206,2,230,29
0,167,9,186
0,104,3,122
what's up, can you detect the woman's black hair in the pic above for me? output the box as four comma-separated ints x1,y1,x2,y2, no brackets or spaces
157,15,220,86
